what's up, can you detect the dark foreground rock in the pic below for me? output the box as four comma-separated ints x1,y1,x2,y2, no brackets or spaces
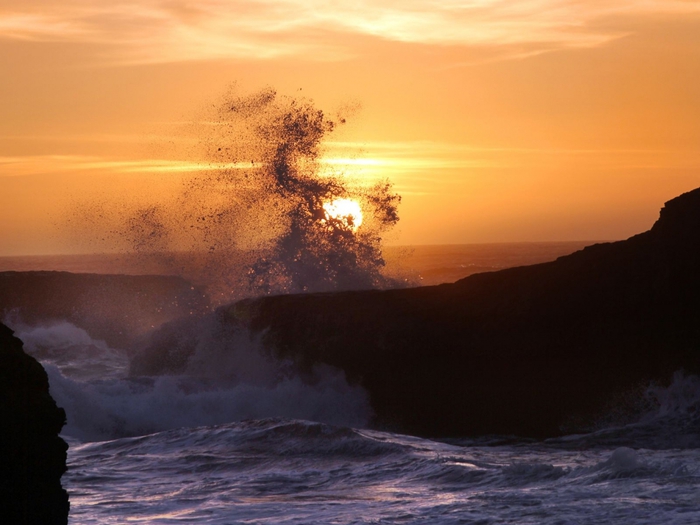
134,188,700,438
0,323,69,524
0,272,209,349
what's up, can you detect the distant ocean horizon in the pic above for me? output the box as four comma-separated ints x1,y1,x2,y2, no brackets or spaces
0,241,600,286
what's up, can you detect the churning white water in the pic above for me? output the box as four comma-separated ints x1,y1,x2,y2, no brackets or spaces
14,322,372,442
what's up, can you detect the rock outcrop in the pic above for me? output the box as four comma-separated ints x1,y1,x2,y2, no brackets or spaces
0,322,69,524
134,187,700,438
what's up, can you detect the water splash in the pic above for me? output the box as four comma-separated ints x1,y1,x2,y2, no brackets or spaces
76,87,402,300
13,319,372,442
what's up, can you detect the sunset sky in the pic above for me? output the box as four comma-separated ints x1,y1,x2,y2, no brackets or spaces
2,0,700,255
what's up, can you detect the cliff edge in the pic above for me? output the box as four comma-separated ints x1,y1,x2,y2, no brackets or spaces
0,323,69,524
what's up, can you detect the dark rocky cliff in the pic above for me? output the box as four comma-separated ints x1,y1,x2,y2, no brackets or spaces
134,187,700,438
0,322,69,524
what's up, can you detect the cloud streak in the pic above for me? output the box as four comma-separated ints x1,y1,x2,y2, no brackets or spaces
0,1,698,63
3,141,699,179
0,155,256,177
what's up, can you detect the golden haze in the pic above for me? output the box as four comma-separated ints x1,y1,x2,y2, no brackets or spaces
1,1,700,255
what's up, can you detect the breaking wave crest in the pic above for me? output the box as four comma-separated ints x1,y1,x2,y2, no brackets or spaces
13,321,372,442
547,371,700,449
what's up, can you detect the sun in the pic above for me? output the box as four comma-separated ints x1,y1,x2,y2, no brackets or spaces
322,198,363,231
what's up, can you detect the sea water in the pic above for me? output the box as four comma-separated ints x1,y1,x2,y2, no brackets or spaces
64,423,700,525
0,241,593,288
10,306,700,525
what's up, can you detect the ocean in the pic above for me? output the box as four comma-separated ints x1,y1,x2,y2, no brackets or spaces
0,242,593,287
3,244,700,524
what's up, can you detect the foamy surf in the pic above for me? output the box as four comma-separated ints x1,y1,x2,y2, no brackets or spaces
14,320,372,442
64,419,700,525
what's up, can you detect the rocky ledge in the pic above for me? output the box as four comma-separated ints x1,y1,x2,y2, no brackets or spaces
0,322,69,524
134,187,700,438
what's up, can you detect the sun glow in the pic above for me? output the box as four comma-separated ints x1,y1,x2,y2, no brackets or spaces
322,198,363,231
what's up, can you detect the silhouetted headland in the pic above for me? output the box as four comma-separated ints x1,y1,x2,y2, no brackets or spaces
188,187,700,437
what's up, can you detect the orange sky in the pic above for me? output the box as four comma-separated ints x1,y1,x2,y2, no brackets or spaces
2,0,700,255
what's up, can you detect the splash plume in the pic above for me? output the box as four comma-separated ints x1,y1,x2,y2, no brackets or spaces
78,88,401,299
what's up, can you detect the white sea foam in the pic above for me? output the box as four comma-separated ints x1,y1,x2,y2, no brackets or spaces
65,419,700,525
45,366,371,442
12,321,128,380
13,321,372,442
646,371,700,419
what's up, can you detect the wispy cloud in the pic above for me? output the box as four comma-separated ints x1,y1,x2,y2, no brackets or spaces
0,1,698,63
324,140,700,176
0,150,496,179
3,141,699,179
0,155,255,177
